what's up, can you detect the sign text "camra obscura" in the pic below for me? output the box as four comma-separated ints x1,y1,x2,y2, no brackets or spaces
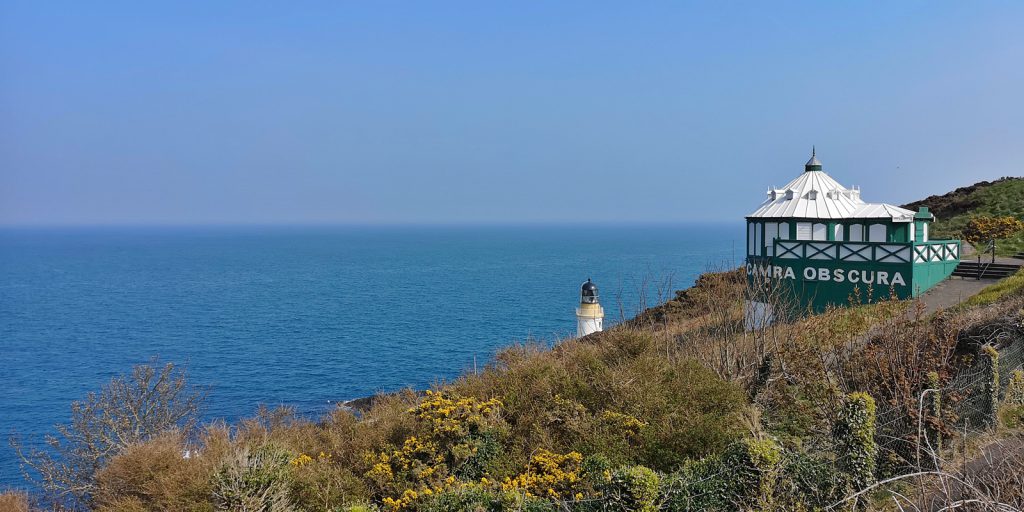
747,263,907,287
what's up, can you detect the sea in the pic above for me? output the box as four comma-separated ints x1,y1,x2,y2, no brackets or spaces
0,224,740,487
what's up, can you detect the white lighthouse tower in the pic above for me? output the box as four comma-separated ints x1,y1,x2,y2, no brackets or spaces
576,279,604,337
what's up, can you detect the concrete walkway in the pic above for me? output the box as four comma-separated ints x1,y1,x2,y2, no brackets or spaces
916,277,999,316
916,242,1021,315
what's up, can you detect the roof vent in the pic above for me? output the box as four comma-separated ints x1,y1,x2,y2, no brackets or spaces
807,189,818,200
785,189,794,200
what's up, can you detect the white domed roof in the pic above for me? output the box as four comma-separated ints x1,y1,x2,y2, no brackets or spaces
748,152,915,222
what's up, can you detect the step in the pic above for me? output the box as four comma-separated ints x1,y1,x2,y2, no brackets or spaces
955,262,1022,269
956,264,1022,272
953,270,1017,277
952,266,1017,273
953,264,1020,273
952,270,1018,279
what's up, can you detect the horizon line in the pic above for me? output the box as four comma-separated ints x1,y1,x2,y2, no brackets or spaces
0,219,744,229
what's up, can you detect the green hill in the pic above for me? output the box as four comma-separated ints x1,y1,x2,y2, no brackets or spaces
903,176,1024,255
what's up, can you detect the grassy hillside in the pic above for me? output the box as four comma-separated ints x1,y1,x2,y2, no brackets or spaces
903,176,1024,255
10,266,1024,512
7,179,1024,511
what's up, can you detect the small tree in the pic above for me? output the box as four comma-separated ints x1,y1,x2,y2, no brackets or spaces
10,361,205,510
962,215,1024,262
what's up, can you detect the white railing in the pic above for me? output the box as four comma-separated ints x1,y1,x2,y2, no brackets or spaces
764,239,959,264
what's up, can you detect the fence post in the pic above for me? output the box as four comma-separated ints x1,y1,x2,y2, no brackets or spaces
834,392,877,489
927,371,942,453
983,345,1000,428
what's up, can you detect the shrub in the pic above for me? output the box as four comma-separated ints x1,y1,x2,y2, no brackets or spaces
1008,369,1024,406
212,445,295,512
962,215,1024,260
343,504,380,512
775,451,849,511
451,330,748,473
833,392,877,489
11,361,204,510
998,405,1024,429
419,487,553,512
93,431,213,512
501,449,585,501
1003,369,1024,428
289,450,366,511
365,392,507,509
720,437,782,510
659,437,781,512
659,455,728,511
602,465,660,512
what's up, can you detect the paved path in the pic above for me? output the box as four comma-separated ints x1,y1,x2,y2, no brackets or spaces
914,243,1021,316
916,277,999,316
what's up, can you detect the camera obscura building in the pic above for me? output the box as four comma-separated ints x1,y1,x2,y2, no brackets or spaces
745,150,960,324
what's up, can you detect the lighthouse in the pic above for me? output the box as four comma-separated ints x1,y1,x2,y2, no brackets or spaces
576,279,604,337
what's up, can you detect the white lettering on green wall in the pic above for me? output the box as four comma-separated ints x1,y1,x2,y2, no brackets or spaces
748,264,906,287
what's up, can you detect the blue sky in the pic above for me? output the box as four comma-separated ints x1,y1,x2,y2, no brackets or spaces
1,1,1022,225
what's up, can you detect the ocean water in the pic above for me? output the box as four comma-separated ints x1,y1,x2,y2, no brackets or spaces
0,224,739,487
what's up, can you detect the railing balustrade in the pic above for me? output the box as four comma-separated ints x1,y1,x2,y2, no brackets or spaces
759,239,959,264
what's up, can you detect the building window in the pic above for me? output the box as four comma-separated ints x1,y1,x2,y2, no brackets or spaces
754,223,762,256
850,224,864,242
796,222,812,240
833,224,843,241
778,222,789,240
812,223,827,241
909,223,916,243
869,223,887,242
923,223,928,242
764,223,778,256
747,223,755,256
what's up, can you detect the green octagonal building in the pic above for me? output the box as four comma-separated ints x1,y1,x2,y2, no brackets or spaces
744,149,960,325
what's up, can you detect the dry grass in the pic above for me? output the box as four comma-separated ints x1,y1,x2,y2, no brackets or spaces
0,491,30,512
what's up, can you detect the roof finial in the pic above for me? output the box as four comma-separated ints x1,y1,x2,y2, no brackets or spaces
804,146,822,171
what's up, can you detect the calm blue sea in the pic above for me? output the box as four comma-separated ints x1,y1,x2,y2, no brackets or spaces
0,224,739,487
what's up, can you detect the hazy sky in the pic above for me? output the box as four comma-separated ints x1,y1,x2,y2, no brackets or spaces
1,1,1022,225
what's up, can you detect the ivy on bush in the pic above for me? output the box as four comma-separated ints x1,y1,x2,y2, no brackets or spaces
833,392,877,489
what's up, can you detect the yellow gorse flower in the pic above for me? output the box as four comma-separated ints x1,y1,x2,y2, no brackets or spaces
289,453,313,467
600,410,649,438
501,449,584,499
370,392,507,510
